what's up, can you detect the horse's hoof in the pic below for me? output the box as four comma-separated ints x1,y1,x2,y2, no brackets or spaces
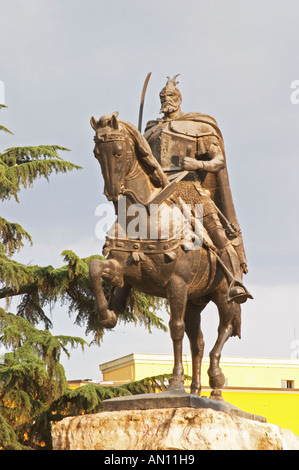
100,310,118,329
190,387,201,396
208,368,226,390
168,378,185,393
210,388,224,401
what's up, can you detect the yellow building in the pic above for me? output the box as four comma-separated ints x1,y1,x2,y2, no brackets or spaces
99,353,299,435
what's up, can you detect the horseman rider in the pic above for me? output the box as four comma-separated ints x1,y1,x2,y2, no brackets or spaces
144,75,251,304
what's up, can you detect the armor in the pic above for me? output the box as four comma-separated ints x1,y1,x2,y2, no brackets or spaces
145,119,218,173
144,113,248,271
144,75,251,303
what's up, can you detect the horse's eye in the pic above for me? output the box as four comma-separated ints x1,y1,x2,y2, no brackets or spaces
113,142,123,158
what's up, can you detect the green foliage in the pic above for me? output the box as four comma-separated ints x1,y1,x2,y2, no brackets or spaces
0,103,169,450
0,104,82,295
0,104,167,341
0,413,27,450
0,105,13,137
0,250,168,342
0,216,32,257
51,382,131,417
0,310,86,449
51,373,172,418
0,143,82,203
121,373,172,395
0,105,87,449
0,126,13,135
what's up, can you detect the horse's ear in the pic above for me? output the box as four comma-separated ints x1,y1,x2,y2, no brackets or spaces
90,116,98,130
111,113,119,130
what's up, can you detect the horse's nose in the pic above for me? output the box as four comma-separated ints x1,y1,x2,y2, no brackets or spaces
104,188,119,202
103,190,113,201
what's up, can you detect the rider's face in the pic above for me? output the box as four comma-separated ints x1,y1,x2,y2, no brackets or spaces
159,90,181,116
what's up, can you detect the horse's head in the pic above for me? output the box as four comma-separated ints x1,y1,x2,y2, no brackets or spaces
91,112,127,201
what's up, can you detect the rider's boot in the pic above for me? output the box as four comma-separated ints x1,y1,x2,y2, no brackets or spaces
219,243,253,304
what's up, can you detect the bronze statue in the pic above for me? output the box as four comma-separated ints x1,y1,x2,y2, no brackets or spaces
89,77,252,400
144,75,250,304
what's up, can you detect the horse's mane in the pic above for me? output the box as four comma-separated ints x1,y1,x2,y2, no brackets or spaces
120,120,168,188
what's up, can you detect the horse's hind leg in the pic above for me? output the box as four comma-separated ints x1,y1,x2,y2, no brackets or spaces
208,292,241,400
166,275,188,390
185,300,207,396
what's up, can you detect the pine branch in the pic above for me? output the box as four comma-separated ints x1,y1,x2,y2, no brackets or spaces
121,373,173,395
0,255,44,294
0,154,82,202
0,251,168,339
0,105,13,137
0,125,13,135
0,310,87,449
48,374,173,420
1,145,70,165
0,216,32,257
0,414,26,450
0,310,86,403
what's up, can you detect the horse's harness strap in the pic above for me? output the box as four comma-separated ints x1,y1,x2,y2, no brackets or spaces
103,236,184,256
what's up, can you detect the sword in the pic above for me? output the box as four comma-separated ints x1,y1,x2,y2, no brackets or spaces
192,184,239,238
147,170,189,208
138,72,152,132
146,144,193,208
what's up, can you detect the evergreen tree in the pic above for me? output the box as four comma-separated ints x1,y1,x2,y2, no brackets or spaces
0,103,86,449
0,104,167,340
0,103,82,291
0,103,168,449
0,310,86,449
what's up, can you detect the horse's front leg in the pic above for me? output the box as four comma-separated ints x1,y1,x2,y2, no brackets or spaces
184,299,207,396
89,258,124,328
108,283,132,315
166,275,188,391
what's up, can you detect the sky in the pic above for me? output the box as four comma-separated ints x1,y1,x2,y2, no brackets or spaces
0,0,299,381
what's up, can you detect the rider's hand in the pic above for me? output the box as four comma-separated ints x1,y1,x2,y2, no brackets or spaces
182,157,204,171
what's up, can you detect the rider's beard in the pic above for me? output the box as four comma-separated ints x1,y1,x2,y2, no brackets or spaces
160,99,179,115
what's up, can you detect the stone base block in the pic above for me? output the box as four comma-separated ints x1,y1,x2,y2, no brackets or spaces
102,389,266,423
52,406,299,450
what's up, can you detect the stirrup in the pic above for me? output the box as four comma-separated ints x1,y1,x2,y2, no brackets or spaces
227,280,253,304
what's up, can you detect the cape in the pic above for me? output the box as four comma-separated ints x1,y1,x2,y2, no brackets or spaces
144,112,248,269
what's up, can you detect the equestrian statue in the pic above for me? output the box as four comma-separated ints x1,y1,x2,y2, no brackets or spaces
89,75,252,400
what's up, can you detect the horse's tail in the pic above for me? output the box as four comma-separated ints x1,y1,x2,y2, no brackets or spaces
231,302,242,338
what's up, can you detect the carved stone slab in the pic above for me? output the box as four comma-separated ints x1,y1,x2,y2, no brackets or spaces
102,389,266,423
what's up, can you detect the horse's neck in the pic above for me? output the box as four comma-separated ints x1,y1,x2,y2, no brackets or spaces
124,156,159,205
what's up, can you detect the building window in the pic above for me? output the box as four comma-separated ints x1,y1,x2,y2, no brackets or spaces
281,380,295,389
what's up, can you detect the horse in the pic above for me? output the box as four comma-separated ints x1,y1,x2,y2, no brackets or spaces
89,112,243,400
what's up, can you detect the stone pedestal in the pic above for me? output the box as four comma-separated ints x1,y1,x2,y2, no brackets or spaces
52,406,299,450
102,388,266,423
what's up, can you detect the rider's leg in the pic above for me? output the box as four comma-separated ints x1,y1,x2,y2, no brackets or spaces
203,213,250,303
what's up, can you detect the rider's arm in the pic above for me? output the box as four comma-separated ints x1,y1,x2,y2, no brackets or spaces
182,143,225,173
197,143,225,172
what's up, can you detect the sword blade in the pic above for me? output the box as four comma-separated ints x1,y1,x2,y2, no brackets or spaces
138,72,152,132
147,170,189,207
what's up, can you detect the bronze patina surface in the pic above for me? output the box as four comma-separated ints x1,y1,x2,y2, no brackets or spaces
89,75,253,404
